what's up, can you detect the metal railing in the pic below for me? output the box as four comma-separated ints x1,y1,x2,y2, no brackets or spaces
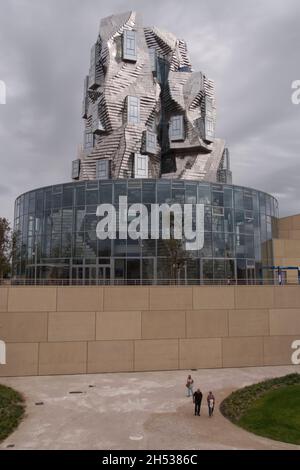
0,278,294,286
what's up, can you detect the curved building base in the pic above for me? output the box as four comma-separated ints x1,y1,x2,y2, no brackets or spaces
13,179,278,285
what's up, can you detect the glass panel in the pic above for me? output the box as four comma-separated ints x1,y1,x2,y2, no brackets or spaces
225,259,235,281
213,232,225,257
224,187,233,208
128,187,141,203
201,232,212,257
86,190,98,205
127,259,140,281
225,233,235,258
234,189,244,209
142,259,154,281
244,191,253,210
224,208,234,232
100,183,112,203
214,259,225,280
115,259,125,280
212,191,224,207
185,184,197,203
157,181,171,203
237,258,246,283
63,187,74,207
198,185,211,204
75,186,85,206
203,259,213,280
235,210,245,234
142,181,156,203
212,212,224,232
204,206,212,231
114,182,127,202
157,257,171,280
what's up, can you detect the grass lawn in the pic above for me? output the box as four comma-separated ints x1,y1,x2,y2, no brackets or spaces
239,384,300,444
0,384,25,442
220,373,300,445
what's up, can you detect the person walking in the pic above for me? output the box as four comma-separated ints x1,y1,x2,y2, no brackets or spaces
207,391,215,417
193,389,203,416
186,375,194,397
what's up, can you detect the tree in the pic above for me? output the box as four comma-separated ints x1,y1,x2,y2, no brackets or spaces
162,213,190,283
0,218,13,279
164,237,189,282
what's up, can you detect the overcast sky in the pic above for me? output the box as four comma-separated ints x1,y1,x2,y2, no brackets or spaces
0,0,299,222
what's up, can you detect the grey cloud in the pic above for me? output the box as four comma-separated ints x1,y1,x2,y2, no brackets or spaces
0,0,299,223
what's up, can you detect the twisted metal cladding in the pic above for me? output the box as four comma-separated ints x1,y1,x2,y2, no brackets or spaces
76,11,231,183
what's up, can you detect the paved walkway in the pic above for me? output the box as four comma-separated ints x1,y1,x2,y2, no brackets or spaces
1,365,300,450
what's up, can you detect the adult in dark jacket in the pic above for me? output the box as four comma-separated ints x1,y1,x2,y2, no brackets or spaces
193,389,203,416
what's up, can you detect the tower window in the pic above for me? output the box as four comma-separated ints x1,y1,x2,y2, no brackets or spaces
205,117,214,138
148,48,157,73
134,154,148,178
85,132,94,149
127,96,140,124
145,130,157,154
96,160,110,180
123,30,137,61
72,160,80,180
169,115,184,141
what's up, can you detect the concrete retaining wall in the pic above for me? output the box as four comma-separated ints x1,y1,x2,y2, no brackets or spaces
0,286,300,376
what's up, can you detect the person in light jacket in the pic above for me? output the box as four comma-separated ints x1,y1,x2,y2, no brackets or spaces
186,375,194,397
207,391,215,417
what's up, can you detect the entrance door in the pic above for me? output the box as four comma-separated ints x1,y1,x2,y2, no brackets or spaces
97,265,111,285
85,266,97,285
246,260,256,285
72,265,111,285
177,263,188,285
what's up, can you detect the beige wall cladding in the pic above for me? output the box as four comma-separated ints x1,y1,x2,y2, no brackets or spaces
235,286,274,309
283,240,300,258
193,287,234,309
149,287,192,310
179,338,222,369
0,343,38,377
274,286,300,308
273,239,285,258
279,217,293,231
39,342,87,375
103,287,149,311
96,311,141,340
2,285,300,376
264,336,300,366
292,215,300,230
134,339,179,371
57,287,102,312
228,309,269,337
289,231,300,240
0,312,47,342
278,230,289,239
222,337,264,367
88,340,134,373
0,288,8,312
8,287,57,312
48,312,96,342
186,310,228,338
142,310,185,339
270,309,300,336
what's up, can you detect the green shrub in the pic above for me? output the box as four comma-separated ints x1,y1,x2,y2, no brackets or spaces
0,384,25,442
